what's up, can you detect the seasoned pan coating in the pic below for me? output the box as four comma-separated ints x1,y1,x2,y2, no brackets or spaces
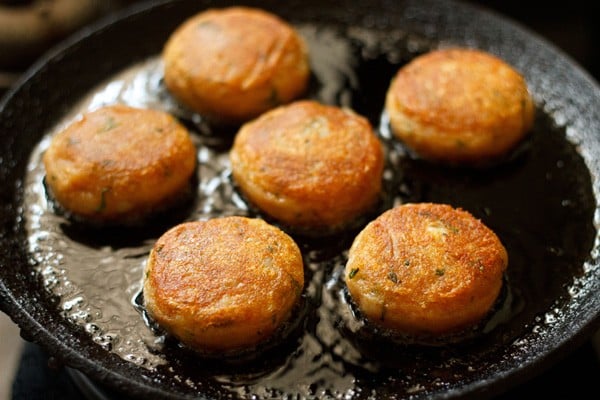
229,100,384,235
385,48,534,165
345,203,508,335
143,217,304,353
163,6,310,124
43,105,196,224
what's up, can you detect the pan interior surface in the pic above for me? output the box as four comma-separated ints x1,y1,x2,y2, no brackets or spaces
1,1,599,399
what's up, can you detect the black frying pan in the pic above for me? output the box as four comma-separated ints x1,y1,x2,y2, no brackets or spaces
1,0,600,399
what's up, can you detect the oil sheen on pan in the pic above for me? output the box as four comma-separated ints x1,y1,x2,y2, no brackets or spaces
6,3,599,400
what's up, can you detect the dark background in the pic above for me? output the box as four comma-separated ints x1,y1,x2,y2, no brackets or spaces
2,0,599,399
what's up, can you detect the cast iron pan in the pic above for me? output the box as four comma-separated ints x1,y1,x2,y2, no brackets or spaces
1,0,600,399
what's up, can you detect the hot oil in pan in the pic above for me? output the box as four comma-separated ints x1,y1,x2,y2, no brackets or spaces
22,23,596,399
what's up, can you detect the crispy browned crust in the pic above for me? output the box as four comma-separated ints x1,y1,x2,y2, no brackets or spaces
143,217,304,352
229,100,384,233
385,48,534,165
43,105,196,223
163,6,310,124
345,203,508,334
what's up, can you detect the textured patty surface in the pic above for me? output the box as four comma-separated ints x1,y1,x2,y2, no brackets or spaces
230,100,384,234
163,6,309,124
345,203,508,335
385,48,534,165
43,104,196,223
143,216,304,352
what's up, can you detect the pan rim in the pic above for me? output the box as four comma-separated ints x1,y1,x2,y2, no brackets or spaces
1,0,599,399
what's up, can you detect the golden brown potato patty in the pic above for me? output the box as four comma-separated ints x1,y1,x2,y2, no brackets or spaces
345,203,508,335
43,104,196,223
143,216,304,352
385,48,534,165
163,6,310,124
229,100,384,234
